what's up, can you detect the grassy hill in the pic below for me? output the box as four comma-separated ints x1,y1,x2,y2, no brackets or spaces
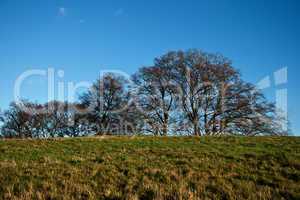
0,136,299,200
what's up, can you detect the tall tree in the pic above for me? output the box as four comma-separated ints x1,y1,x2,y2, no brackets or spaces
80,73,130,135
165,49,287,136
132,56,177,136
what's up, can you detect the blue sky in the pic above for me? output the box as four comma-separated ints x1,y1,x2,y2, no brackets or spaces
0,0,299,134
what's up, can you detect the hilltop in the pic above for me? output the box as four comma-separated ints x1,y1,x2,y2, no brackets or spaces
0,136,299,199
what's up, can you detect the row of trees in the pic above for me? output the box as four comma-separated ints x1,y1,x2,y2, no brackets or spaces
0,50,288,138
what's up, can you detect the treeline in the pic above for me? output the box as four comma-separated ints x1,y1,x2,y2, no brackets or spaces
0,50,288,138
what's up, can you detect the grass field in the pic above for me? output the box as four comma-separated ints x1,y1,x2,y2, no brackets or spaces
0,136,299,200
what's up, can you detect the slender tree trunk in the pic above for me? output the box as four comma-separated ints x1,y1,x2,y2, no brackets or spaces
212,114,217,134
162,112,169,136
204,111,209,135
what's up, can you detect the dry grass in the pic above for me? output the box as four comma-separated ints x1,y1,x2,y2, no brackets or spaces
0,136,299,200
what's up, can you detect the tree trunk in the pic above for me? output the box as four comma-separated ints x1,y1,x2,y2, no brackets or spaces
193,121,201,136
204,112,209,135
162,112,169,136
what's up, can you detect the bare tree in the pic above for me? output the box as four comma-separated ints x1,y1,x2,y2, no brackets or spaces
0,101,42,138
217,81,288,135
80,73,130,135
41,101,70,137
132,55,177,136
165,49,287,136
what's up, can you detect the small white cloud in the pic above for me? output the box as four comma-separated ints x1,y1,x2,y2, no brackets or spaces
58,7,66,16
114,8,124,17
